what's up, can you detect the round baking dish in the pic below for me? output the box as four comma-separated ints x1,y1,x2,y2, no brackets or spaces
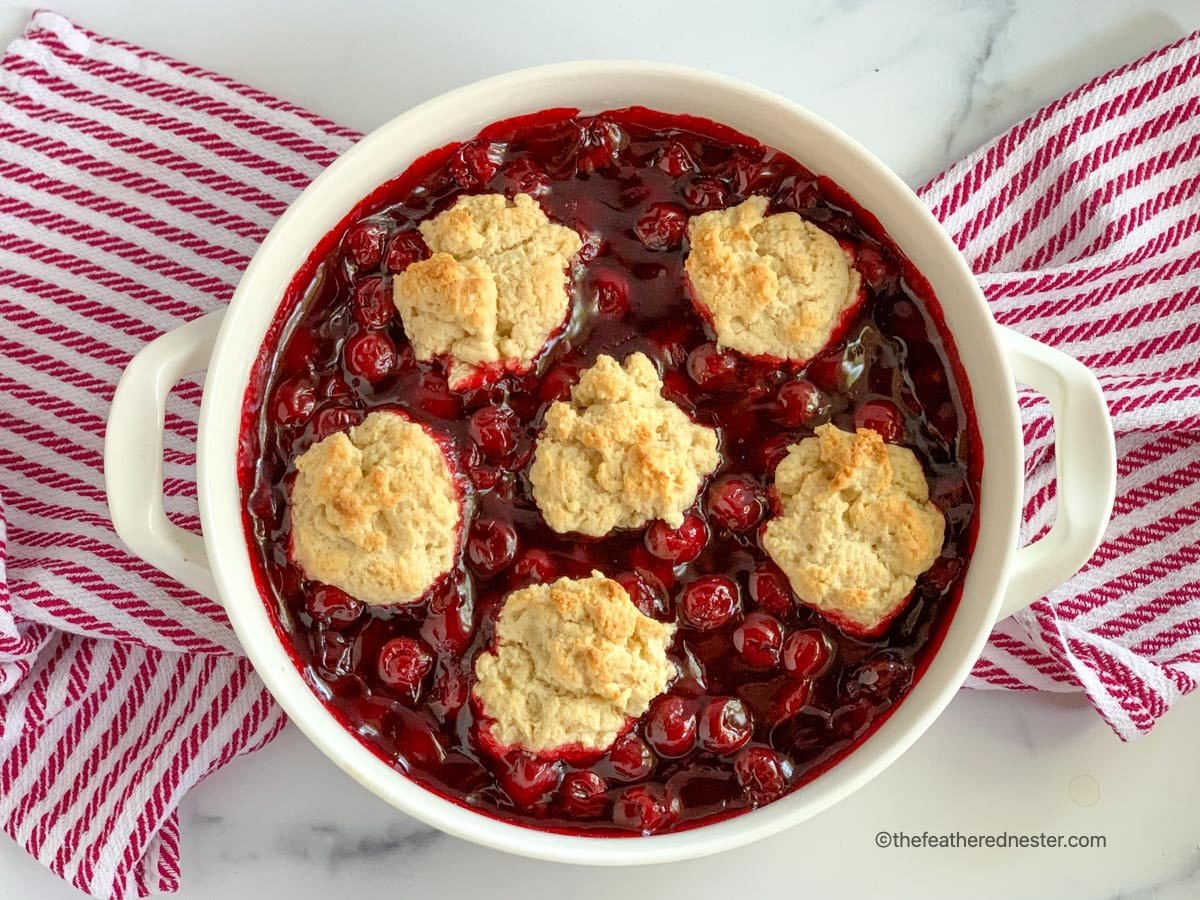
105,61,1116,865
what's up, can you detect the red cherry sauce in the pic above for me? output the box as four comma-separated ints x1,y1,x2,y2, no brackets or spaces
239,107,981,835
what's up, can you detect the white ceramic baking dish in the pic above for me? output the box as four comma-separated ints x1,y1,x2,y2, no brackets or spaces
105,61,1116,865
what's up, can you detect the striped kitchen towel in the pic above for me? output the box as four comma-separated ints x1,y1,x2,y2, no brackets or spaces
0,10,1197,899
926,47,1200,729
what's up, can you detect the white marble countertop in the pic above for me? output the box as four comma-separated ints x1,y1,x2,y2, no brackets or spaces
3,0,1200,897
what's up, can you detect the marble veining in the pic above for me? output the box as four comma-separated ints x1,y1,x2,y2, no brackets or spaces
274,822,445,870
938,0,1017,166
1112,853,1200,900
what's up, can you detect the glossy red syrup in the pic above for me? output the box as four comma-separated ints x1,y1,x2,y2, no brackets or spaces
239,107,982,835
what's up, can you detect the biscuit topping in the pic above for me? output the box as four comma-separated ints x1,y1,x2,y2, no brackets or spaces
290,411,461,605
761,424,945,636
392,193,582,387
684,196,861,362
473,573,677,755
529,353,720,537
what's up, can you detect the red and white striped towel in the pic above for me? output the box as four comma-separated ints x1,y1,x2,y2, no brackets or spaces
931,44,1200,730
0,10,1196,899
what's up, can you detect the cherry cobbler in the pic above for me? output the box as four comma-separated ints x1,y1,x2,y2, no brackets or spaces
240,107,981,836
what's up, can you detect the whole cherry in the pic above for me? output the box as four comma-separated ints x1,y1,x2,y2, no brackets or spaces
634,203,687,250
657,141,695,178
497,752,561,808
749,563,795,617
467,518,518,576
343,221,386,269
559,771,608,818
592,273,631,317
643,695,698,758
377,636,434,700
699,697,754,755
350,276,393,328
449,142,499,189
645,514,709,565
781,629,834,680
613,784,679,834
732,612,784,668
774,379,825,427
271,377,315,426
854,398,904,443
469,406,520,460
385,231,426,272
608,733,656,781
679,575,741,631
344,331,397,383
706,475,766,532
615,571,670,621
511,549,559,585
734,746,793,805
686,342,739,389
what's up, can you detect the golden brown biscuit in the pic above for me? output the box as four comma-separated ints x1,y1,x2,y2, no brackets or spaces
290,410,461,605
684,196,862,362
761,424,944,636
473,572,677,755
392,193,582,387
529,353,720,537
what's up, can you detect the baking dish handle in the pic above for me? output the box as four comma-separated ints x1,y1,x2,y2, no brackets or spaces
995,327,1116,621
105,311,224,604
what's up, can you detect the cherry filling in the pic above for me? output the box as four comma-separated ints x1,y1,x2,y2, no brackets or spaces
240,107,980,836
